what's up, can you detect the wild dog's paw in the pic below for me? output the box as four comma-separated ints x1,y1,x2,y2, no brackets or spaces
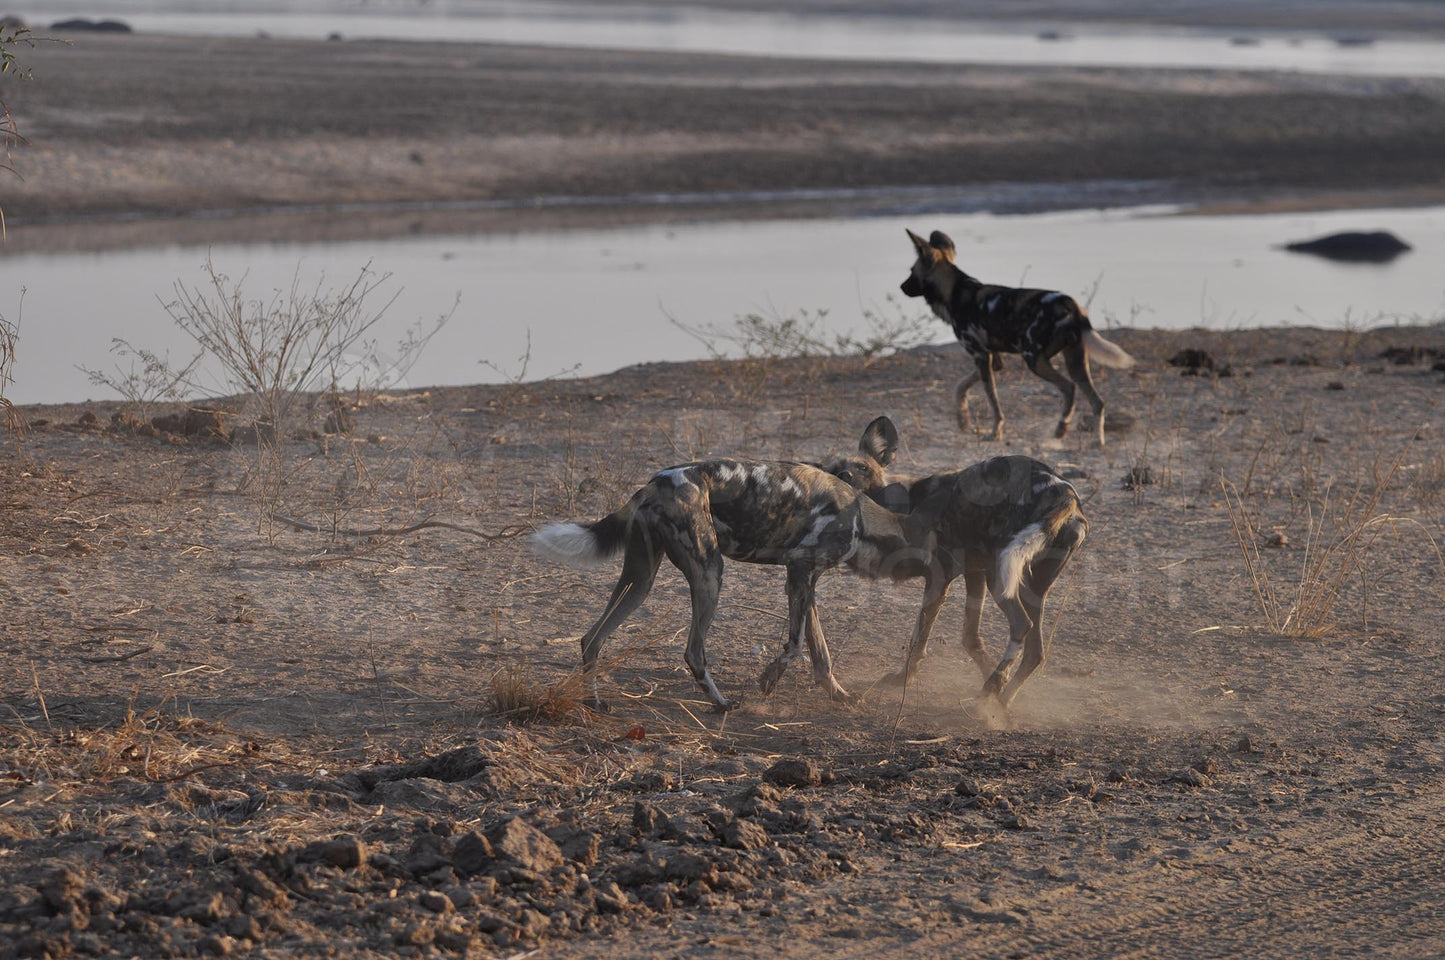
878,668,912,688
962,695,1010,730
707,697,742,714
757,660,788,696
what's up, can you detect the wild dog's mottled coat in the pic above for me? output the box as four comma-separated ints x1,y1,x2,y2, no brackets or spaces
533,428,914,711
829,425,1088,708
901,228,1134,445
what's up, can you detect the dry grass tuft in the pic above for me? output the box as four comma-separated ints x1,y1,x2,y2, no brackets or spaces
489,662,594,724
1222,445,1442,638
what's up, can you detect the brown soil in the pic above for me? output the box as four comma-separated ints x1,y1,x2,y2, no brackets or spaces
5,27,1445,253
3,326,1444,958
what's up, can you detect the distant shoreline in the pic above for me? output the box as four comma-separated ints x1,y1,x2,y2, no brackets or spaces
4,28,1445,253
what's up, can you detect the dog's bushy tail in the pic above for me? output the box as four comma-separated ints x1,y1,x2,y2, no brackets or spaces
532,501,636,568
1082,327,1136,369
996,498,1087,600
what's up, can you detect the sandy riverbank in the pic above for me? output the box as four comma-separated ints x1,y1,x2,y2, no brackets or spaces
2,25,1445,252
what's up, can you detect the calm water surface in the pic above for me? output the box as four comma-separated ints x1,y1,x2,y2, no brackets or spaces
5,205,1442,405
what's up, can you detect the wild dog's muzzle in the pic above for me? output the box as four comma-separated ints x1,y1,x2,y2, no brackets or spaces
900,275,923,297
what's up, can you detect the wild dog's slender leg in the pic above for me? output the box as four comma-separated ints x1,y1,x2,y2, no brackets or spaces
954,368,982,432
673,548,728,710
1025,353,1078,439
658,493,732,710
959,566,992,681
1064,345,1108,446
579,534,663,711
976,352,1006,441
759,566,850,701
998,528,1084,706
981,594,1036,701
804,605,852,702
881,573,952,687
758,565,811,695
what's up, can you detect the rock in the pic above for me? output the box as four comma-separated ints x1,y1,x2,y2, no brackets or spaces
721,818,770,851
419,890,454,915
486,818,564,873
763,758,821,788
450,831,494,874
1173,768,1213,788
632,800,669,837
199,934,236,956
306,835,366,869
955,777,985,798
592,881,629,914
1283,230,1412,263
663,852,719,887
152,407,227,440
662,813,713,844
544,825,599,866
644,886,674,911
401,834,451,877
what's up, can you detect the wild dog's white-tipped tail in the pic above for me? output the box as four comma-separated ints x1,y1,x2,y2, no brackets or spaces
532,523,608,567
997,522,1050,601
1082,328,1136,369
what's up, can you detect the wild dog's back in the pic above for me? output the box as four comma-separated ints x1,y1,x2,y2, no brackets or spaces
907,456,1085,597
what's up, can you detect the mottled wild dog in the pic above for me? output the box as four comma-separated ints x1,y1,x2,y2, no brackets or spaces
901,228,1135,445
532,421,914,712
829,419,1088,707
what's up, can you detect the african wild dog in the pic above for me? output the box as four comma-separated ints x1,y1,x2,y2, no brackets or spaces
901,228,1135,445
829,418,1088,708
531,421,914,712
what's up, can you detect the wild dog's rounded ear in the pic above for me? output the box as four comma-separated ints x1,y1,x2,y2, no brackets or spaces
860,415,900,467
929,231,956,262
906,228,932,256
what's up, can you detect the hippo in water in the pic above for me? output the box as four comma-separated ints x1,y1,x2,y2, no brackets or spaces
1282,231,1412,263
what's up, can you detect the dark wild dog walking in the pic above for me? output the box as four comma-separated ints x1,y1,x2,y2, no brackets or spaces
901,228,1135,445
532,421,916,712
830,418,1089,708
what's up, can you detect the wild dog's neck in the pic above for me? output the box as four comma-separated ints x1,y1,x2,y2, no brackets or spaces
928,261,978,304
948,263,981,291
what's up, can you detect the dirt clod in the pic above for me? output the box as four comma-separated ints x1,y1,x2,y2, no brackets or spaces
763,758,822,788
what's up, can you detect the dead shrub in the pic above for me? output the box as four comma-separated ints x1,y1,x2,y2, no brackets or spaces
1222,447,1442,637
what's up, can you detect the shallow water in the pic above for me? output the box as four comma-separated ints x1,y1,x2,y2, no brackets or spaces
20,0,1445,77
5,204,1441,405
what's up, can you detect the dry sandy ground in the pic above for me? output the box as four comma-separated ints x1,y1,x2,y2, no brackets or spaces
2,325,1443,958
2,3,1445,955
4,24,1445,253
